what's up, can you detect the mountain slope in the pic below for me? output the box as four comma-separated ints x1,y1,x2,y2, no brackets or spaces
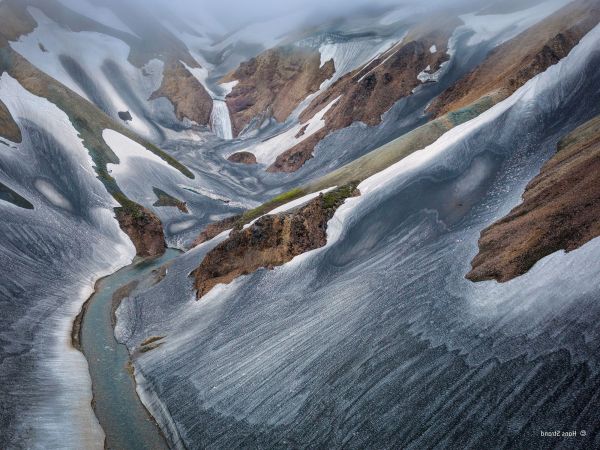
467,114,600,282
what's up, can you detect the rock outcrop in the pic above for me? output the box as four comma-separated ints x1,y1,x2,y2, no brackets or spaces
118,110,132,122
150,61,213,126
223,46,335,136
227,151,257,164
192,183,359,298
428,0,600,117
267,23,457,172
152,187,188,213
467,115,600,282
0,99,21,142
115,203,166,257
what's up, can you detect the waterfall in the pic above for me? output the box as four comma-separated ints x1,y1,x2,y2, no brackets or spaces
210,100,233,140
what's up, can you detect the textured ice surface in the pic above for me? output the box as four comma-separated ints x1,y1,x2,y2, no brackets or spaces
116,24,600,449
0,74,135,449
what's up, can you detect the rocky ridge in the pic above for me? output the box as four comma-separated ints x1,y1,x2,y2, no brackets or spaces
223,46,335,137
428,0,600,117
149,61,213,126
192,183,359,298
267,23,457,172
467,114,600,282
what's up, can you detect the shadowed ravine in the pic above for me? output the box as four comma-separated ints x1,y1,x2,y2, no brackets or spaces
77,249,180,449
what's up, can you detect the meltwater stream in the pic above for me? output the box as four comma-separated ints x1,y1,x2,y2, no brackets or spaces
79,249,181,450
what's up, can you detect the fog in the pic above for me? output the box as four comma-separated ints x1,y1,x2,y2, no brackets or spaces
134,0,482,30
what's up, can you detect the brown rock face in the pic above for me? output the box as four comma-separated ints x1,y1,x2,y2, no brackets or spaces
267,23,457,173
227,151,257,164
466,115,600,282
192,214,242,247
223,46,335,136
150,61,213,125
428,0,600,117
115,205,166,257
267,129,327,173
0,99,21,142
0,0,37,46
192,183,359,298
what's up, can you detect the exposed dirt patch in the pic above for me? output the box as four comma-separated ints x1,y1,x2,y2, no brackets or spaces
0,98,21,143
192,214,242,246
152,187,188,213
467,114,600,282
118,110,133,121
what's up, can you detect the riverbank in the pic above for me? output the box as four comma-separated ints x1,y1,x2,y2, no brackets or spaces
73,249,181,449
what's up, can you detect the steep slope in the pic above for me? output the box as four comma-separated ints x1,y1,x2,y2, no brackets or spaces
266,23,457,172
115,22,600,449
263,20,458,173
192,183,359,298
5,0,214,132
467,114,600,282
0,4,195,256
428,0,600,117
149,61,213,126
223,46,335,136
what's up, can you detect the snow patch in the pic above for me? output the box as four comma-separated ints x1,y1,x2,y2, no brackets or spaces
429,44,437,53
12,7,160,139
104,129,173,177
236,96,341,165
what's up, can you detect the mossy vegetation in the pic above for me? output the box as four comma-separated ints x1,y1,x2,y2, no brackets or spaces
237,187,306,227
113,192,145,219
321,181,360,210
152,187,188,213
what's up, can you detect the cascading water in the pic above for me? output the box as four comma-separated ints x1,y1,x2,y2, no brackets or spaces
210,99,233,140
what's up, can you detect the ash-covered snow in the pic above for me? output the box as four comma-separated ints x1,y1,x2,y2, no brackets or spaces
11,7,171,141
115,23,600,449
0,73,135,450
